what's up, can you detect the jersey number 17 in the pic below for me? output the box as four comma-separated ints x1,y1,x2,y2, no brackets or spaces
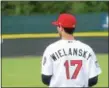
64,60,82,79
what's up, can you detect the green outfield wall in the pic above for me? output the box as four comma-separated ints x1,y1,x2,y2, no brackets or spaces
2,13,108,34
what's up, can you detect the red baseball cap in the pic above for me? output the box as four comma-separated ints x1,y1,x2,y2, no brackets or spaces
52,13,76,28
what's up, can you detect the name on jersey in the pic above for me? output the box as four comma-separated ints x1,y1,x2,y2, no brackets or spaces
50,48,92,61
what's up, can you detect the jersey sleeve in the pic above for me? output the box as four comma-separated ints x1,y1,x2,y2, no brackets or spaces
41,47,53,75
88,49,102,79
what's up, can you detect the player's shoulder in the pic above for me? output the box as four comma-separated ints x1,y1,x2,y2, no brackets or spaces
77,40,93,52
44,40,62,52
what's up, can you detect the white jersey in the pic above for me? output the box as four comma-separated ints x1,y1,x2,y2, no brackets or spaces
41,39,102,87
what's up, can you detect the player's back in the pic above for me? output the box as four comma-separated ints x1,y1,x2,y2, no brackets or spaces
47,39,93,87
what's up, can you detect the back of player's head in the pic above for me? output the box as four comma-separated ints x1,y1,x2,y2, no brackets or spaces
52,13,76,34
63,27,75,34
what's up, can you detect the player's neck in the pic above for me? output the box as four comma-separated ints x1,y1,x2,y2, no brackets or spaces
62,34,74,40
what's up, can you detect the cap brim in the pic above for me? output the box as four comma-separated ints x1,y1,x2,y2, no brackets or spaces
52,21,59,26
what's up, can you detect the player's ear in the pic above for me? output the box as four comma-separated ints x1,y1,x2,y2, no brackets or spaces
57,26,60,32
57,26,61,32
59,26,64,31
57,26,64,33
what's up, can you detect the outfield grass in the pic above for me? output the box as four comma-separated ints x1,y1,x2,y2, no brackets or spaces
2,54,108,87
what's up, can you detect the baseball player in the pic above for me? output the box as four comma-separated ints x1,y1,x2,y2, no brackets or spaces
41,13,102,87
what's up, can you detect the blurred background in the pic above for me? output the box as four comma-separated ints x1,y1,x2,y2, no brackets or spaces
1,1,108,87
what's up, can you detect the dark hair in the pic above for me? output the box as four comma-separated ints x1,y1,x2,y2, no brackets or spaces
63,28,75,34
